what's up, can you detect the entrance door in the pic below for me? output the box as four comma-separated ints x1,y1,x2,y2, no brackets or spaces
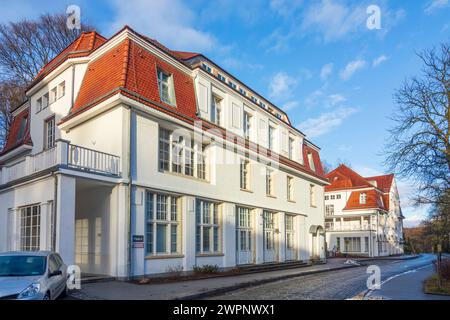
236,207,253,265
263,211,277,263
285,215,296,260
75,219,89,266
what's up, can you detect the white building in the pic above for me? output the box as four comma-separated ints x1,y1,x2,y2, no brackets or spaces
324,165,404,257
0,27,329,278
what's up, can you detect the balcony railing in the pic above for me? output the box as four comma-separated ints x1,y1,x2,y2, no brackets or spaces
0,140,120,185
326,225,375,232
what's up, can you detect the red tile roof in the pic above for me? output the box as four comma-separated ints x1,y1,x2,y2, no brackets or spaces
0,108,32,156
30,31,107,87
325,164,373,191
343,189,387,211
365,174,394,193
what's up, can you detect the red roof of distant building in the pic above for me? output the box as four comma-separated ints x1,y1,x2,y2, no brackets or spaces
343,189,387,211
0,108,32,156
325,164,373,191
365,174,394,193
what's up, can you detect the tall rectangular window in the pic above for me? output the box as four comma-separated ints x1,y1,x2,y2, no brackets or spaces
365,237,369,253
287,176,294,201
44,116,55,150
157,69,176,105
266,168,274,196
43,93,49,109
211,95,222,126
159,128,170,171
243,111,252,140
145,192,179,256
308,153,316,172
240,159,250,190
268,125,275,149
20,205,41,251
325,204,334,216
195,199,221,254
36,98,42,113
285,215,295,250
336,237,341,252
360,193,367,204
16,116,28,142
50,87,57,104
310,184,316,207
344,237,361,253
58,81,66,99
288,137,294,159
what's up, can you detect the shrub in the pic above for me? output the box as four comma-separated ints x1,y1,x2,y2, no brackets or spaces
437,258,450,280
166,265,184,275
192,264,220,274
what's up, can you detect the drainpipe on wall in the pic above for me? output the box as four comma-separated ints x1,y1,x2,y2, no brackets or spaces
127,107,133,280
71,65,75,109
52,173,58,251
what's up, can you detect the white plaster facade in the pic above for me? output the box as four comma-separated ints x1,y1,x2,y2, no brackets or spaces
0,27,328,278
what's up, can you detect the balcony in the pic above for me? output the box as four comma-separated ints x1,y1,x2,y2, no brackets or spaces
326,225,375,232
0,140,121,186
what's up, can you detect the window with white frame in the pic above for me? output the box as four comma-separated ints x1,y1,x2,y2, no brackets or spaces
308,152,315,171
43,93,49,109
266,168,275,196
336,194,341,199
344,237,361,252
325,204,334,216
36,97,42,113
240,159,250,190
211,95,222,126
360,193,367,204
50,87,57,104
196,200,221,254
20,205,41,251
310,184,316,207
44,116,55,150
286,215,295,249
16,116,28,142
159,128,208,180
243,111,252,140
287,176,294,201
145,192,180,255
330,195,335,200
268,125,275,150
263,211,275,250
288,137,294,159
232,103,241,128
325,195,329,200
58,81,66,99
157,68,176,106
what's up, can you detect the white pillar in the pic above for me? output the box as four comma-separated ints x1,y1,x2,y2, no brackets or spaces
183,196,196,271
131,187,145,277
111,184,129,278
55,175,76,265
297,215,308,261
278,212,286,262
222,203,236,268
254,208,264,264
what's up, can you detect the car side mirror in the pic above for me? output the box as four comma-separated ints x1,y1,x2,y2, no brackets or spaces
49,270,62,278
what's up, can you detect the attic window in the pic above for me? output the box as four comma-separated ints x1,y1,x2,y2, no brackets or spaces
259,101,266,109
228,81,236,90
217,73,226,82
308,152,315,172
239,88,246,95
16,116,28,142
157,68,176,106
201,63,211,73
360,193,367,204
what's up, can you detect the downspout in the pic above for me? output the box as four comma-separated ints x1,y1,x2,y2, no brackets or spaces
52,173,58,251
127,107,133,279
71,65,76,109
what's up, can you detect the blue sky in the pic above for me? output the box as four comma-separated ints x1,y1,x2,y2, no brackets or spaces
2,0,449,226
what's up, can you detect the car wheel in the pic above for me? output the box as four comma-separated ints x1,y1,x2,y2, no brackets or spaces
43,292,50,300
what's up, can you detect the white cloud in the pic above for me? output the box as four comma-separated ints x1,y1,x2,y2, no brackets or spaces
340,59,367,80
297,107,358,138
425,0,449,14
328,94,346,106
320,63,333,81
372,55,388,67
268,72,298,101
110,0,216,52
300,0,367,42
270,0,303,17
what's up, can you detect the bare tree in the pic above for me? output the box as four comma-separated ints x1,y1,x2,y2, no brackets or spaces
0,13,94,148
385,42,450,208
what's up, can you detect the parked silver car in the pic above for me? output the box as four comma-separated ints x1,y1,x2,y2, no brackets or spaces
0,251,68,300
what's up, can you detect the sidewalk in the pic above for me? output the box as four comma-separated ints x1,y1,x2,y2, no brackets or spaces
69,259,360,300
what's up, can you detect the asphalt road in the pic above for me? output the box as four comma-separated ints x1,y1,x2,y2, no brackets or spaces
209,254,448,300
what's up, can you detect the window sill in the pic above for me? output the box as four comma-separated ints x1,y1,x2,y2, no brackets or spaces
266,194,277,199
196,253,224,257
160,170,210,183
287,199,296,203
145,254,184,260
240,188,253,193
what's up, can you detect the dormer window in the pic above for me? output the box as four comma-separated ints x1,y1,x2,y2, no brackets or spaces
16,116,28,142
217,73,226,82
308,152,315,172
288,137,294,159
360,193,367,204
239,88,246,95
251,96,257,103
157,68,176,106
211,95,222,126
201,63,211,73
228,81,236,90
259,101,266,109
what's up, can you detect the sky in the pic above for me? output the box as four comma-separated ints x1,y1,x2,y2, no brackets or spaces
1,0,449,227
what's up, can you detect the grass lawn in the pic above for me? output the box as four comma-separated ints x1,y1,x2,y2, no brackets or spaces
424,275,450,295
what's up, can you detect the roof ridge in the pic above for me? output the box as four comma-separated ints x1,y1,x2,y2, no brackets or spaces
120,38,131,88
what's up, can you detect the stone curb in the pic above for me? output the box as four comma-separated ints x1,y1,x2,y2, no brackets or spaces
176,264,362,300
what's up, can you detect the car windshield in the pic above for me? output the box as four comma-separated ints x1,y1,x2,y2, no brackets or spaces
0,255,46,277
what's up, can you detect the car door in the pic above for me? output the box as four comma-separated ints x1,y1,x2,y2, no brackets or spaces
47,255,64,299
